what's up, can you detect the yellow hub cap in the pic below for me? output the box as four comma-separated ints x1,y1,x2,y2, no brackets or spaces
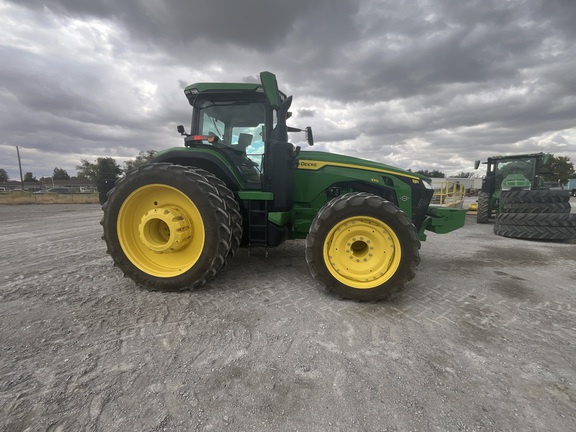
138,207,191,253
117,184,205,278
323,216,402,289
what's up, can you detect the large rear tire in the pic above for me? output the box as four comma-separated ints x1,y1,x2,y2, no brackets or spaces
101,164,231,291
502,201,571,214
494,213,576,240
305,192,420,301
194,168,242,263
495,213,576,227
501,189,570,204
494,224,576,240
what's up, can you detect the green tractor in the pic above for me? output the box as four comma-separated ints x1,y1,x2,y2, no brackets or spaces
101,71,465,300
474,153,549,223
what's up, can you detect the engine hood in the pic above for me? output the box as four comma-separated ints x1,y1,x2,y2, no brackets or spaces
297,150,430,183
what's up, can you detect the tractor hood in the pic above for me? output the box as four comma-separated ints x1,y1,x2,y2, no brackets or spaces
297,150,428,184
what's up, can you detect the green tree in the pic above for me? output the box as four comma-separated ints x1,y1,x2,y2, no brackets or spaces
416,169,445,178
76,157,123,198
53,167,70,180
76,160,97,180
24,172,38,182
541,155,575,184
124,150,157,171
0,168,8,182
453,171,474,178
76,157,123,182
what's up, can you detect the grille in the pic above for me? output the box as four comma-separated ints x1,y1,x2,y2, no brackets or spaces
412,187,433,230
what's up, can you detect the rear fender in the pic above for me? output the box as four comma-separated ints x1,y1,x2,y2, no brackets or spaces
151,147,245,191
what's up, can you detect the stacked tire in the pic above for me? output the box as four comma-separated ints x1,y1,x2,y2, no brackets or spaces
494,190,576,240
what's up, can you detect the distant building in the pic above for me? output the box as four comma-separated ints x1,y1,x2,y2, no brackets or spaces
0,178,96,192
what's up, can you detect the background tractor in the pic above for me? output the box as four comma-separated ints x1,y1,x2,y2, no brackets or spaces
101,71,465,301
474,153,549,223
474,153,575,240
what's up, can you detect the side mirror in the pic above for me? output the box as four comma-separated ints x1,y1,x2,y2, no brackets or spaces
177,125,188,136
286,126,314,146
474,160,480,170
306,126,314,146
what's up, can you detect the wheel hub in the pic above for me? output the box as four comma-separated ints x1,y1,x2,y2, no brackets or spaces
324,217,400,288
138,207,192,253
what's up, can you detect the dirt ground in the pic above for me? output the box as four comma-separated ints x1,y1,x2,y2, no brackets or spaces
1,201,575,432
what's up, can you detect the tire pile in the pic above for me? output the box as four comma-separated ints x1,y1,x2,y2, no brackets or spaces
494,190,576,240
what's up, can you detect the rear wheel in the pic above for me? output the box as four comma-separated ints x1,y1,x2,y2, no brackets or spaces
194,168,242,263
476,192,491,223
306,192,420,301
101,163,231,291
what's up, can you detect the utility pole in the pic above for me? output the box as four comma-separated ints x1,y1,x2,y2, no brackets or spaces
16,146,24,190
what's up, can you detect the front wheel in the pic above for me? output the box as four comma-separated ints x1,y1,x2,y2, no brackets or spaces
101,164,231,291
305,193,420,301
476,192,491,223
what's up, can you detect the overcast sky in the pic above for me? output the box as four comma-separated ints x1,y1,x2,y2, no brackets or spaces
1,0,575,181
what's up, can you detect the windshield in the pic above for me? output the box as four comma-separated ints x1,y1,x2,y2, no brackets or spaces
495,157,536,185
198,100,266,163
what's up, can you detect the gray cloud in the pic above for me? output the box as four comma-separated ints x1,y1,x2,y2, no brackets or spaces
1,0,575,180
297,109,315,118
11,0,333,51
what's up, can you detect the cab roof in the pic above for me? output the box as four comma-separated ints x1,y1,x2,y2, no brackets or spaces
487,152,545,161
183,82,287,106
184,82,263,93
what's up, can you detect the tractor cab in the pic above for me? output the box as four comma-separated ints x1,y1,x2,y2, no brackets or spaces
177,82,273,184
171,72,312,212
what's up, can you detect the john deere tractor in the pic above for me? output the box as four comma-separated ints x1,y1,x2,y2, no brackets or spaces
474,153,549,223
101,72,465,300
474,153,575,239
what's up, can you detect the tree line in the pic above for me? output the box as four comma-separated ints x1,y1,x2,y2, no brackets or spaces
0,150,156,184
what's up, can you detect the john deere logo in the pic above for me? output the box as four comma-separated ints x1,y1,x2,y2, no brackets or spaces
400,196,409,201
299,161,318,168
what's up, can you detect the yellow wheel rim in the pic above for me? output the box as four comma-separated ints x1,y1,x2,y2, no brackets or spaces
117,184,205,278
323,216,402,289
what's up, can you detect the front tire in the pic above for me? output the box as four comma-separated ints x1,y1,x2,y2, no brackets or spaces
476,192,491,223
101,164,231,291
305,193,420,301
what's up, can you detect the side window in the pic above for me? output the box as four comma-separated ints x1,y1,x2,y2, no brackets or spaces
232,124,265,170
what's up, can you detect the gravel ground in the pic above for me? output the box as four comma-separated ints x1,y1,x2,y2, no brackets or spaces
1,200,575,432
